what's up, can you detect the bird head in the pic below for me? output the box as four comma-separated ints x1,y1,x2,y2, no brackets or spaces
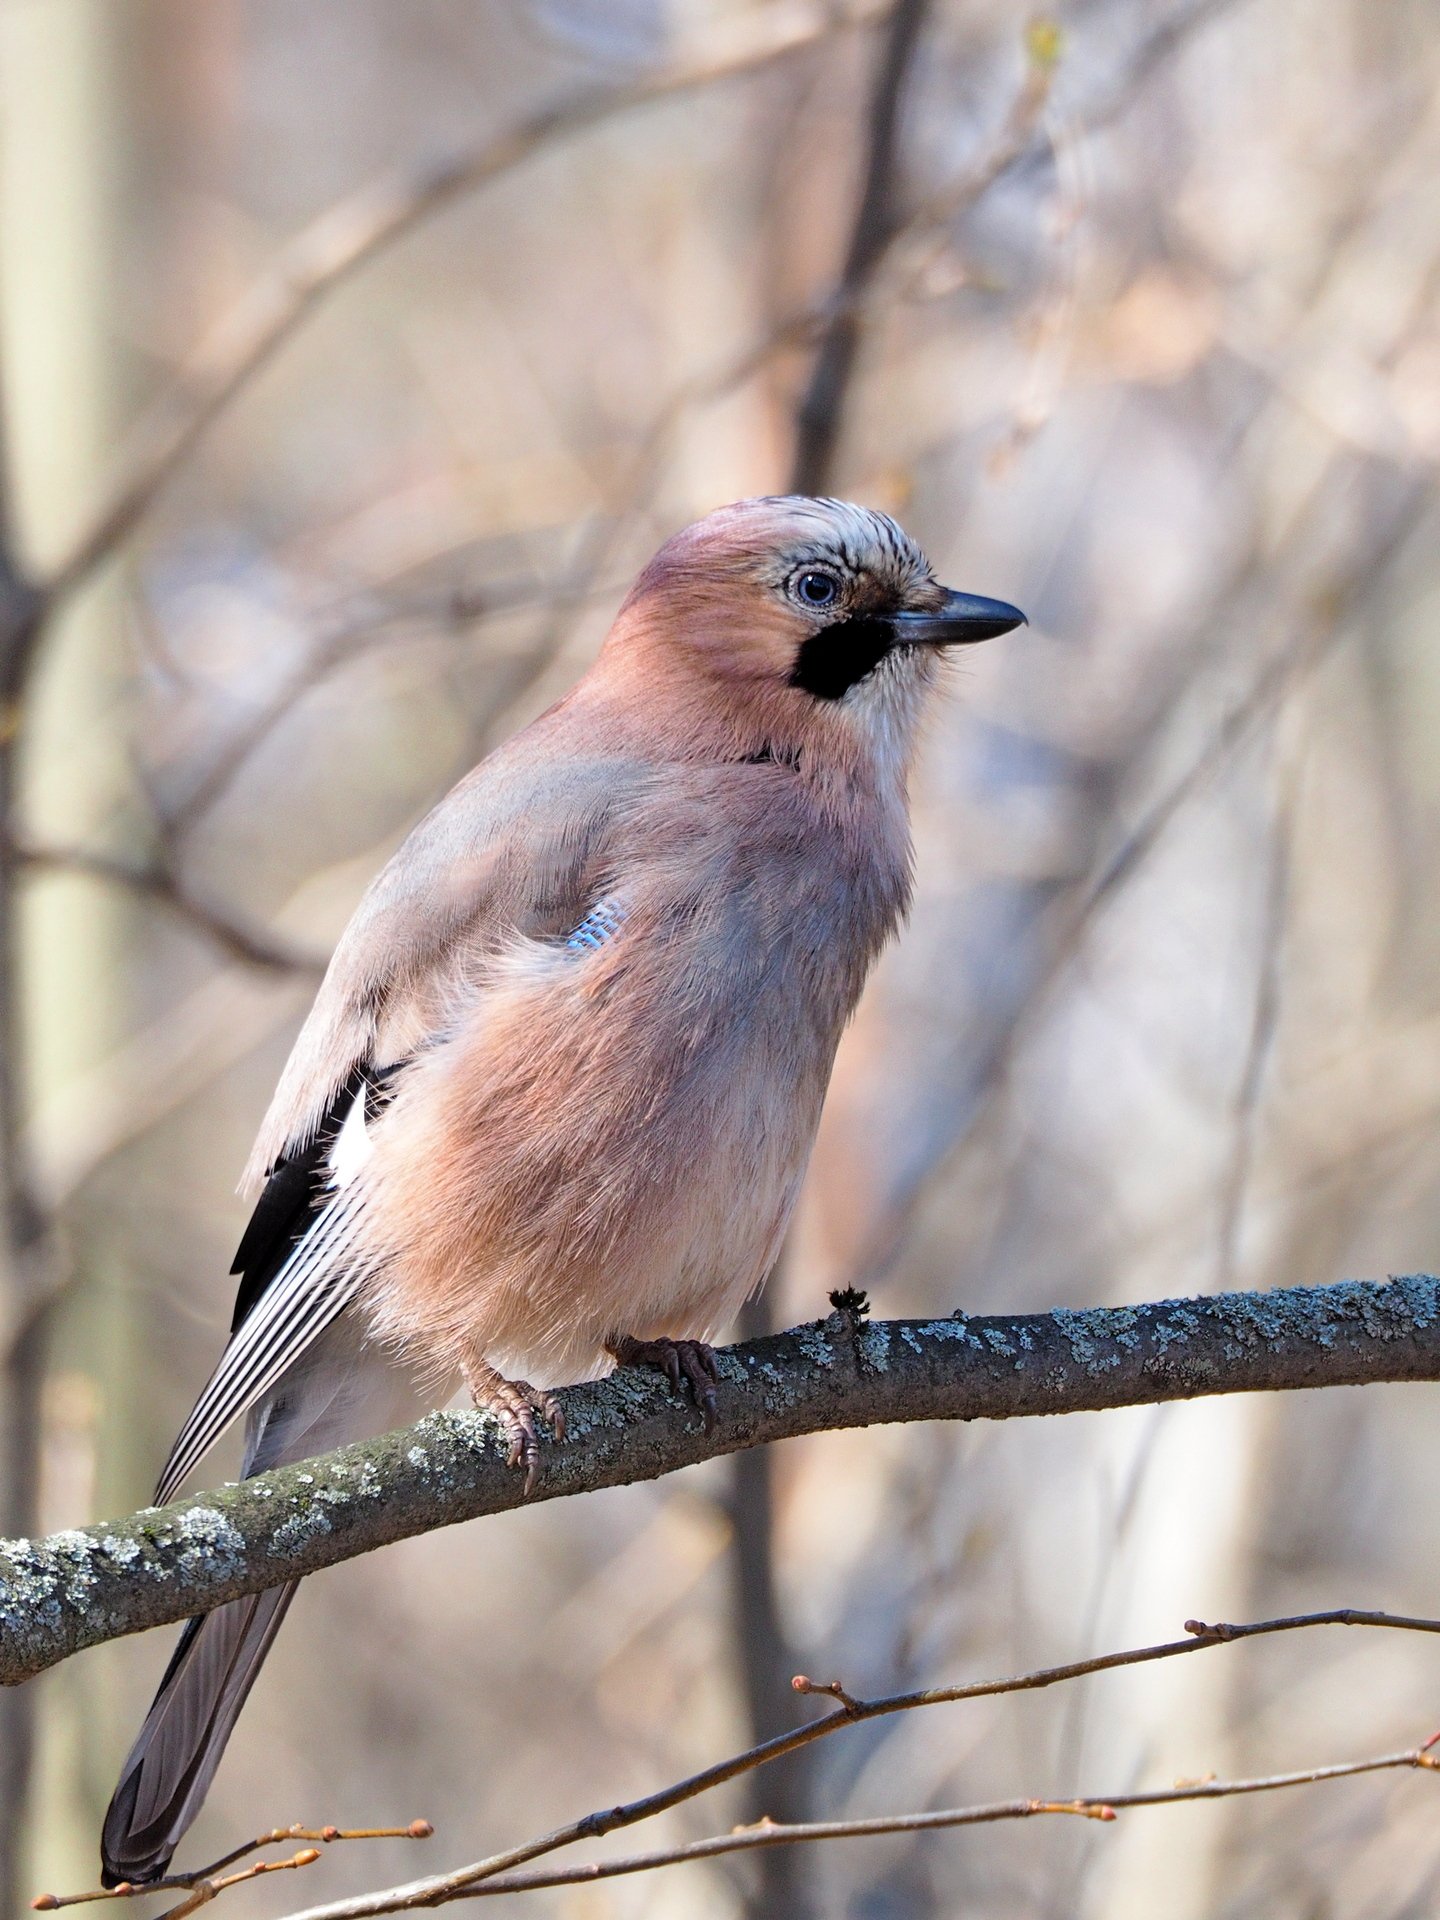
607,496,1025,780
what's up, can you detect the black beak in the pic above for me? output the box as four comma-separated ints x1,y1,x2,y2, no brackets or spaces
890,588,1026,646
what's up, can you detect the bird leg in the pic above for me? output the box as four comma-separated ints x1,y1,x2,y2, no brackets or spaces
606,1334,721,1435
462,1356,566,1496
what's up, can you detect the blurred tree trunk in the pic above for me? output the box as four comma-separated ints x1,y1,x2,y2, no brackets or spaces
727,1287,815,1920
725,9,931,1911
0,0,133,1903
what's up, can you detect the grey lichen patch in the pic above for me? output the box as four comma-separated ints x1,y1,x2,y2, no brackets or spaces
588,1369,662,1426
0,1529,107,1628
1195,1277,1440,1360
1109,1309,1141,1351
542,1402,595,1446
1389,1273,1440,1327
558,1399,607,1444
375,1409,503,1490
793,1322,838,1369
1215,1292,1302,1358
311,1480,361,1511
712,1350,749,1386
47,1529,97,1560
856,1324,891,1371
417,1407,494,1458
270,1507,333,1556
1051,1308,1130,1375
172,1506,246,1588
1150,1305,1201,1354
751,1370,799,1414
916,1318,985,1350
1311,1274,1440,1340
0,1560,64,1634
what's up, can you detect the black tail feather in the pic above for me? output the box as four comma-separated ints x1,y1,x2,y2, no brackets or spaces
100,1583,297,1887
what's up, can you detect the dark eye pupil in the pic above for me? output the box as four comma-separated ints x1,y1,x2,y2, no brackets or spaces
798,571,838,606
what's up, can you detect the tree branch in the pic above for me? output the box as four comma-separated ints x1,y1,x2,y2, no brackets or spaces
788,0,931,493
359,1741,1440,1907
37,1610,1440,1915
226,1612,1440,1915
3,1275,1439,1688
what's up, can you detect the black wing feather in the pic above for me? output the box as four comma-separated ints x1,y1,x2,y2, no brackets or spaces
227,1065,401,1334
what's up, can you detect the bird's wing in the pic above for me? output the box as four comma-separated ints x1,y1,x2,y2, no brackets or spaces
243,736,647,1188
155,737,650,1502
154,1173,372,1504
154,1059,404,1503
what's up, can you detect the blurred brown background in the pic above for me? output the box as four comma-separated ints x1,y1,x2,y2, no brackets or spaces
4,0,1440,1914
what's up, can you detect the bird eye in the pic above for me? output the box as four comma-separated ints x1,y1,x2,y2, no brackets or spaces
793,569,841,609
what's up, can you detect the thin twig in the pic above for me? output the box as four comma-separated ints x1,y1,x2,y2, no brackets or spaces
462,1800,1115,1896
421,1740,1440,1899
32,1823,433,1914
266,1618,1440,1917
155,1852,321,1920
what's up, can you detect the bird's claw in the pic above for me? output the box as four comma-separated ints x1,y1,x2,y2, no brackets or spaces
464,1363,565,1495
606,1335,721,1435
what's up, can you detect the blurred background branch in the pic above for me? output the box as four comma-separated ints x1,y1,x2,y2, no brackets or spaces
293,1733,1440,1915
39,1608,1440,1917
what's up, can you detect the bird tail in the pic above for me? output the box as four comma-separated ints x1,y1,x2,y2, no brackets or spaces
100,1584,297,1886
100,1314,421,1888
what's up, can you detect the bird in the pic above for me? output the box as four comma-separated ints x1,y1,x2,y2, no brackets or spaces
100,494,1024,1886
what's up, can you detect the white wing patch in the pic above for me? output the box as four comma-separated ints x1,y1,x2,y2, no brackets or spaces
327,1084,373,1187
154,1192,373,1506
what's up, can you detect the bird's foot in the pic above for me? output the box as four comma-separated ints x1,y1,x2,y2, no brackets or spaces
463,1358,566,1496
606,1334,720,1435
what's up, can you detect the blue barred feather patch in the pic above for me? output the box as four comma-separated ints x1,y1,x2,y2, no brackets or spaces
565,896,627,954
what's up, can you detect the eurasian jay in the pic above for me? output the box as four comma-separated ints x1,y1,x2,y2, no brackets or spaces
100,494,1024,1885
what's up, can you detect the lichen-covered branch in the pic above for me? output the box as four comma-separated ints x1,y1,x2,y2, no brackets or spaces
3,1275,1438,1689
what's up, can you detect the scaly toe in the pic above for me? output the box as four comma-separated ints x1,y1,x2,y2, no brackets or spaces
465,1362,560,1496
520,1381,567,1444
675,1342,720,1435
607,1335,722,1433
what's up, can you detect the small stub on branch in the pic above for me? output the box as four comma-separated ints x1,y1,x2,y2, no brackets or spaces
827,1285,871,1320
793,1673,862,1713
